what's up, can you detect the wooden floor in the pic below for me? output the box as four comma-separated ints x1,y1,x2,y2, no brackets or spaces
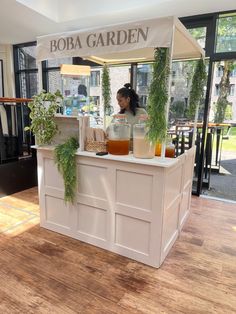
0,188,236,314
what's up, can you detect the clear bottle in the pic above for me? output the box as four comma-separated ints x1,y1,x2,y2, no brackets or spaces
108,114,131,155
165,137,175,158
133,115,155,159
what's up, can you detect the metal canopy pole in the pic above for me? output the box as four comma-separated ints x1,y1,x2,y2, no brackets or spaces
161,26,174,158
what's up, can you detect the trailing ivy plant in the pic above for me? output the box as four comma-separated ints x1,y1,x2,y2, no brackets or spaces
186,58,206,120
102,63,112,115
54,137,79,204
25,90,63,145
147,47,169,143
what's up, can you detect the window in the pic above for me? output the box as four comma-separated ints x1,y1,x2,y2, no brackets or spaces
230,68,236,77
137,71,148,86
45,57,72,93
188,27,207,49
47,57,72,68
217,66,224,77
90,71,100,87
215,84,220,96
90,96,100,106
139,95,148,107
230,84,235,96
18,46,37,70
216,13,236,53
14,42,38,98
48,70,61,93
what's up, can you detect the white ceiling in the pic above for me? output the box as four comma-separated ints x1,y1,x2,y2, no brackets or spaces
0,0,235,44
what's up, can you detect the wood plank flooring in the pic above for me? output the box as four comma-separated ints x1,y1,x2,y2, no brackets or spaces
0,187,236,313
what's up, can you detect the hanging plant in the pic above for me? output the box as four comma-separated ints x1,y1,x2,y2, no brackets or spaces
102,63,112,115
186,58,206,120
146,47,169,143
54,137,79,204
25,90,63,145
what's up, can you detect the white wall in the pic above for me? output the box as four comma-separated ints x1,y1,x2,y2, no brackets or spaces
0,44,15,97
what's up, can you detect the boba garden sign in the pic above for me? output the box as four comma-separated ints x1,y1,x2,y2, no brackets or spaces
37,17,174,62
50,27,149,52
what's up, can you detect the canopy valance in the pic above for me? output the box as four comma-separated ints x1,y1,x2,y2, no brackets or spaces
37,16,205,64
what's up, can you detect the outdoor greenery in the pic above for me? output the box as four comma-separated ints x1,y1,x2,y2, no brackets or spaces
25,90,63,145
169,100,186,120
54,137,79,203
188,16,236,124
216,15,236,53
214,14,236,123
102,64,112,115
188,27,206,49
214,60,235,123
230,126,236,136
186,58,206,120
222,136,236,152
147,47,169,143
212,127,236,152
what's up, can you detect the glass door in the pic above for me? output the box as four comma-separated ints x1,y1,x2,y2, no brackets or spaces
202,59,236,201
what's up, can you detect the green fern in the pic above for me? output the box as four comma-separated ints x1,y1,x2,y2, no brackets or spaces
147,48,169,143
102,64,112,115
187,58,206,120
54,137,79,204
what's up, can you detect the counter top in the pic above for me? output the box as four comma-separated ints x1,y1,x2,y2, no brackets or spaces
77,151,178,167
34,145,178,168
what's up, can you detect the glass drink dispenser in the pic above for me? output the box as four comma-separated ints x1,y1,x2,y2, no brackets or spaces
133,115,155,159
108,114,131,155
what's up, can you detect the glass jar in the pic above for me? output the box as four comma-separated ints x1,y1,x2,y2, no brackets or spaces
108,114,131,155
165,138,175,158
133,115,155,159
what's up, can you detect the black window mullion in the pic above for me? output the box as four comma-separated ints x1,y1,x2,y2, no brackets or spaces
42,61,49,91
130,63,137,92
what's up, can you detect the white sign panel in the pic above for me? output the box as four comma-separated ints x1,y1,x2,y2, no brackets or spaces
37,17,174,61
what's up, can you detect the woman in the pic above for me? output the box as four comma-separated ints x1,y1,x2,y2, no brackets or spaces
116,83,147,128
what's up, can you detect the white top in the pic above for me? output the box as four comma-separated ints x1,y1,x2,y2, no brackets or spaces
114,107,147,137
124,108,148,127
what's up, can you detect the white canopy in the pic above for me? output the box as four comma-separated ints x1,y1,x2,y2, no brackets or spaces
37,16,205,64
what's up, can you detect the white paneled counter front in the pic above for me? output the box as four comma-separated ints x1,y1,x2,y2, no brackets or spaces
36,147,195,268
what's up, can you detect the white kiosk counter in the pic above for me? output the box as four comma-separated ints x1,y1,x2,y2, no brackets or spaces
36,146,195,268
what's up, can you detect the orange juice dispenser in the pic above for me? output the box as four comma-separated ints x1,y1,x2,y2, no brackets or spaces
108,115,131,155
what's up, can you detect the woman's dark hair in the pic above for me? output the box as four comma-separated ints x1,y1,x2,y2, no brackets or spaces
78,84,87,97
117,83,139,116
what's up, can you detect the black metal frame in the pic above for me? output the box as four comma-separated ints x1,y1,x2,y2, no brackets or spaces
0,59,4,97
13,41,38,98
181,10,236,195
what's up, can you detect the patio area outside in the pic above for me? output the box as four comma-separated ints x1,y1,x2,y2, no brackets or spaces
202,126,236,202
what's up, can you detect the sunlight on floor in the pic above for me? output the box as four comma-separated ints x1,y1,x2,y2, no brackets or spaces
0,187,39,237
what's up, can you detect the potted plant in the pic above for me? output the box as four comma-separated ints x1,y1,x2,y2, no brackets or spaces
25,90,63,145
